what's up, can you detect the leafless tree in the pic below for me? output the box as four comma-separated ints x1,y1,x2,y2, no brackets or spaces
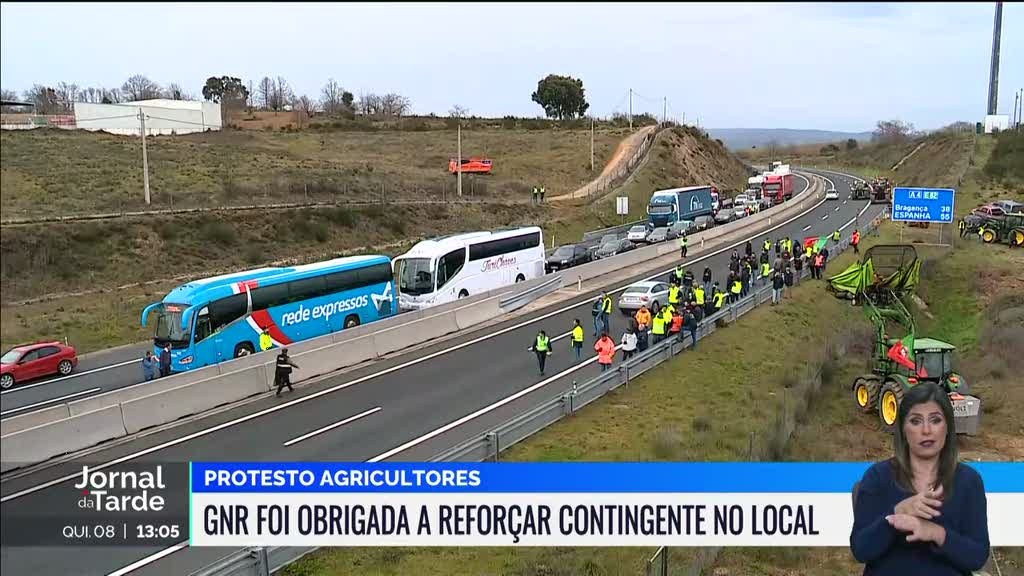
1,88,20,113
164,83,192,100
23,85,62,114
54,82,79,112
295,95,316,128
357,92,378,115
271,76,294,111
101,88,123,104
121,74,161,101
258,77,273,110
381,93,411,117
320,78,346,115
873,119,916,142
449,104,469,119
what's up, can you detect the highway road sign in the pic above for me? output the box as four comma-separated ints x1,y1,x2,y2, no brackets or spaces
616,196,628,216
891,187,955,223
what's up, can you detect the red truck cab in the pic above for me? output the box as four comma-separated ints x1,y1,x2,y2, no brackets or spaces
762,173,793,204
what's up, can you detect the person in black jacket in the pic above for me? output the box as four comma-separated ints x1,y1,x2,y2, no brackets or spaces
275,348,299,396
702,266,713,295
158,344,172,378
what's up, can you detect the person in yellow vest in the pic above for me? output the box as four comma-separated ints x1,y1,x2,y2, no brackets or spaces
958,218,967,238
832,229,841,243
571,319,585,362
693,285,706,308
529,330,552,375
760,260,771,288
679,234,688,258
674,265,685,285
713,286,726,312
977,224,986,242
669,283,681,307
259,328,273,352
635,305,652,332
651,307,668,345
805,244,813,259
763,238,771,253
730,277,742,303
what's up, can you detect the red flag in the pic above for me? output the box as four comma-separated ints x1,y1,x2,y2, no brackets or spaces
887,335,916,372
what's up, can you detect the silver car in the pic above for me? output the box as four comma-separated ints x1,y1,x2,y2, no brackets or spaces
627,224,651,244
618,281,671,315
647,226,670,243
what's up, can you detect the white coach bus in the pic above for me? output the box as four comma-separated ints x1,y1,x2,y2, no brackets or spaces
394,226,545,311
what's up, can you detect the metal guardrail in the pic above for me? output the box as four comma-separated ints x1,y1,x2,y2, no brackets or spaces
187,207,885,576
498,275,564,313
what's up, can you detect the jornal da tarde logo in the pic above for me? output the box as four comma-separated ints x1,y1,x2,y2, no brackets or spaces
73,465,167,512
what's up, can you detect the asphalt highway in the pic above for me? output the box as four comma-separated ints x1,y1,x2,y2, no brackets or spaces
0,169,887,576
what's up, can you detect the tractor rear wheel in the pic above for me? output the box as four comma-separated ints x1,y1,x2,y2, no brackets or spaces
1012,229,1024,247
853,377,879,413
879,380,904,433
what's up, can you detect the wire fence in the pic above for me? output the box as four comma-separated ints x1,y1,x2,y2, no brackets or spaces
568,123,667,200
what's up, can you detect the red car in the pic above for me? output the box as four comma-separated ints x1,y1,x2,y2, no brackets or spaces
448,157,493,175
0,341,78,389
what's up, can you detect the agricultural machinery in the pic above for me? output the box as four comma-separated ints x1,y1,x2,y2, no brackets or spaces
827,245,981,435
980,213,1024,247
868,177,892,204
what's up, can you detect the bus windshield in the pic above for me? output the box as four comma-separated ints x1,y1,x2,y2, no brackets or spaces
154,304,190,346
398,258,435,295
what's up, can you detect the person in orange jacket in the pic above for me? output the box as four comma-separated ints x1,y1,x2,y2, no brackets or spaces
634,305,652,331
594,332,616,372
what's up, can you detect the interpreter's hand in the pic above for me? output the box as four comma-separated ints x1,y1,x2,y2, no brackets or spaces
886,513,945,546
894,484,943,520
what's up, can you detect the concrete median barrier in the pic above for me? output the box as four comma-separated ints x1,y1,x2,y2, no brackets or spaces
120,365,268,435
454,296,503,330
372,312,460,358
67,369,204,417
295,334,378,379
0,405,127,473
0,404,71,436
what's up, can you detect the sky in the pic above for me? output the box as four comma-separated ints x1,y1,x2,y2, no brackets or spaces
1,2,1021,132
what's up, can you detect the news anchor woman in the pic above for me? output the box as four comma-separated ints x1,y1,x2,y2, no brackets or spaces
850,382,990,575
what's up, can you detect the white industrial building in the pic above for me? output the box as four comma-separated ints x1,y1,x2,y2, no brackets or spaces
73,99,222,135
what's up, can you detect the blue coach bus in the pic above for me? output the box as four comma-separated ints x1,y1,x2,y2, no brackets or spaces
141,255,395,373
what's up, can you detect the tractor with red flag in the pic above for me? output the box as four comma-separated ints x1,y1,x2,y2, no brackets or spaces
826,245,981,435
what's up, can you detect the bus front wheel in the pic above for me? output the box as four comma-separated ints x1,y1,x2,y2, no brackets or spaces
234,343,255,358
515,274,526,283
344,315,360,329
458,290,469,299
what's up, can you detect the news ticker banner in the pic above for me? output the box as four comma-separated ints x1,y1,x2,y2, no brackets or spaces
1,462,1020,548
191,462,1022,547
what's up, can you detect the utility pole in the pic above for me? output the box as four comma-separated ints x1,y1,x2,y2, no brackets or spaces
663,97,667,125
138,109,151,205
457,122,463,197
590,116,595,171
628,88,633,131
987,1,1003,116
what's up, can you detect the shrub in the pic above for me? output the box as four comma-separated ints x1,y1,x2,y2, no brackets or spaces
200,221,236,246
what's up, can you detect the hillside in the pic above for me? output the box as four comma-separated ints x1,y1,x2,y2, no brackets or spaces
0,125,626,219
546,125,752,243
740,129,979,188
708,127,872,149
1,123,752,352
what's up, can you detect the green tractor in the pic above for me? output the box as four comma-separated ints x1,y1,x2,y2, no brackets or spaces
980,213,1024,247
828,245,981,435
850,181,871,201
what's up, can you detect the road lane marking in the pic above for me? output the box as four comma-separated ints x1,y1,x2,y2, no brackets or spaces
105,541,189,576
835,206,841,212
822,215,829,220
801,225,812,232
283,406,382,446
0,359,136,395
368,345,622,462
2,173,830,505
0,388,102,416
